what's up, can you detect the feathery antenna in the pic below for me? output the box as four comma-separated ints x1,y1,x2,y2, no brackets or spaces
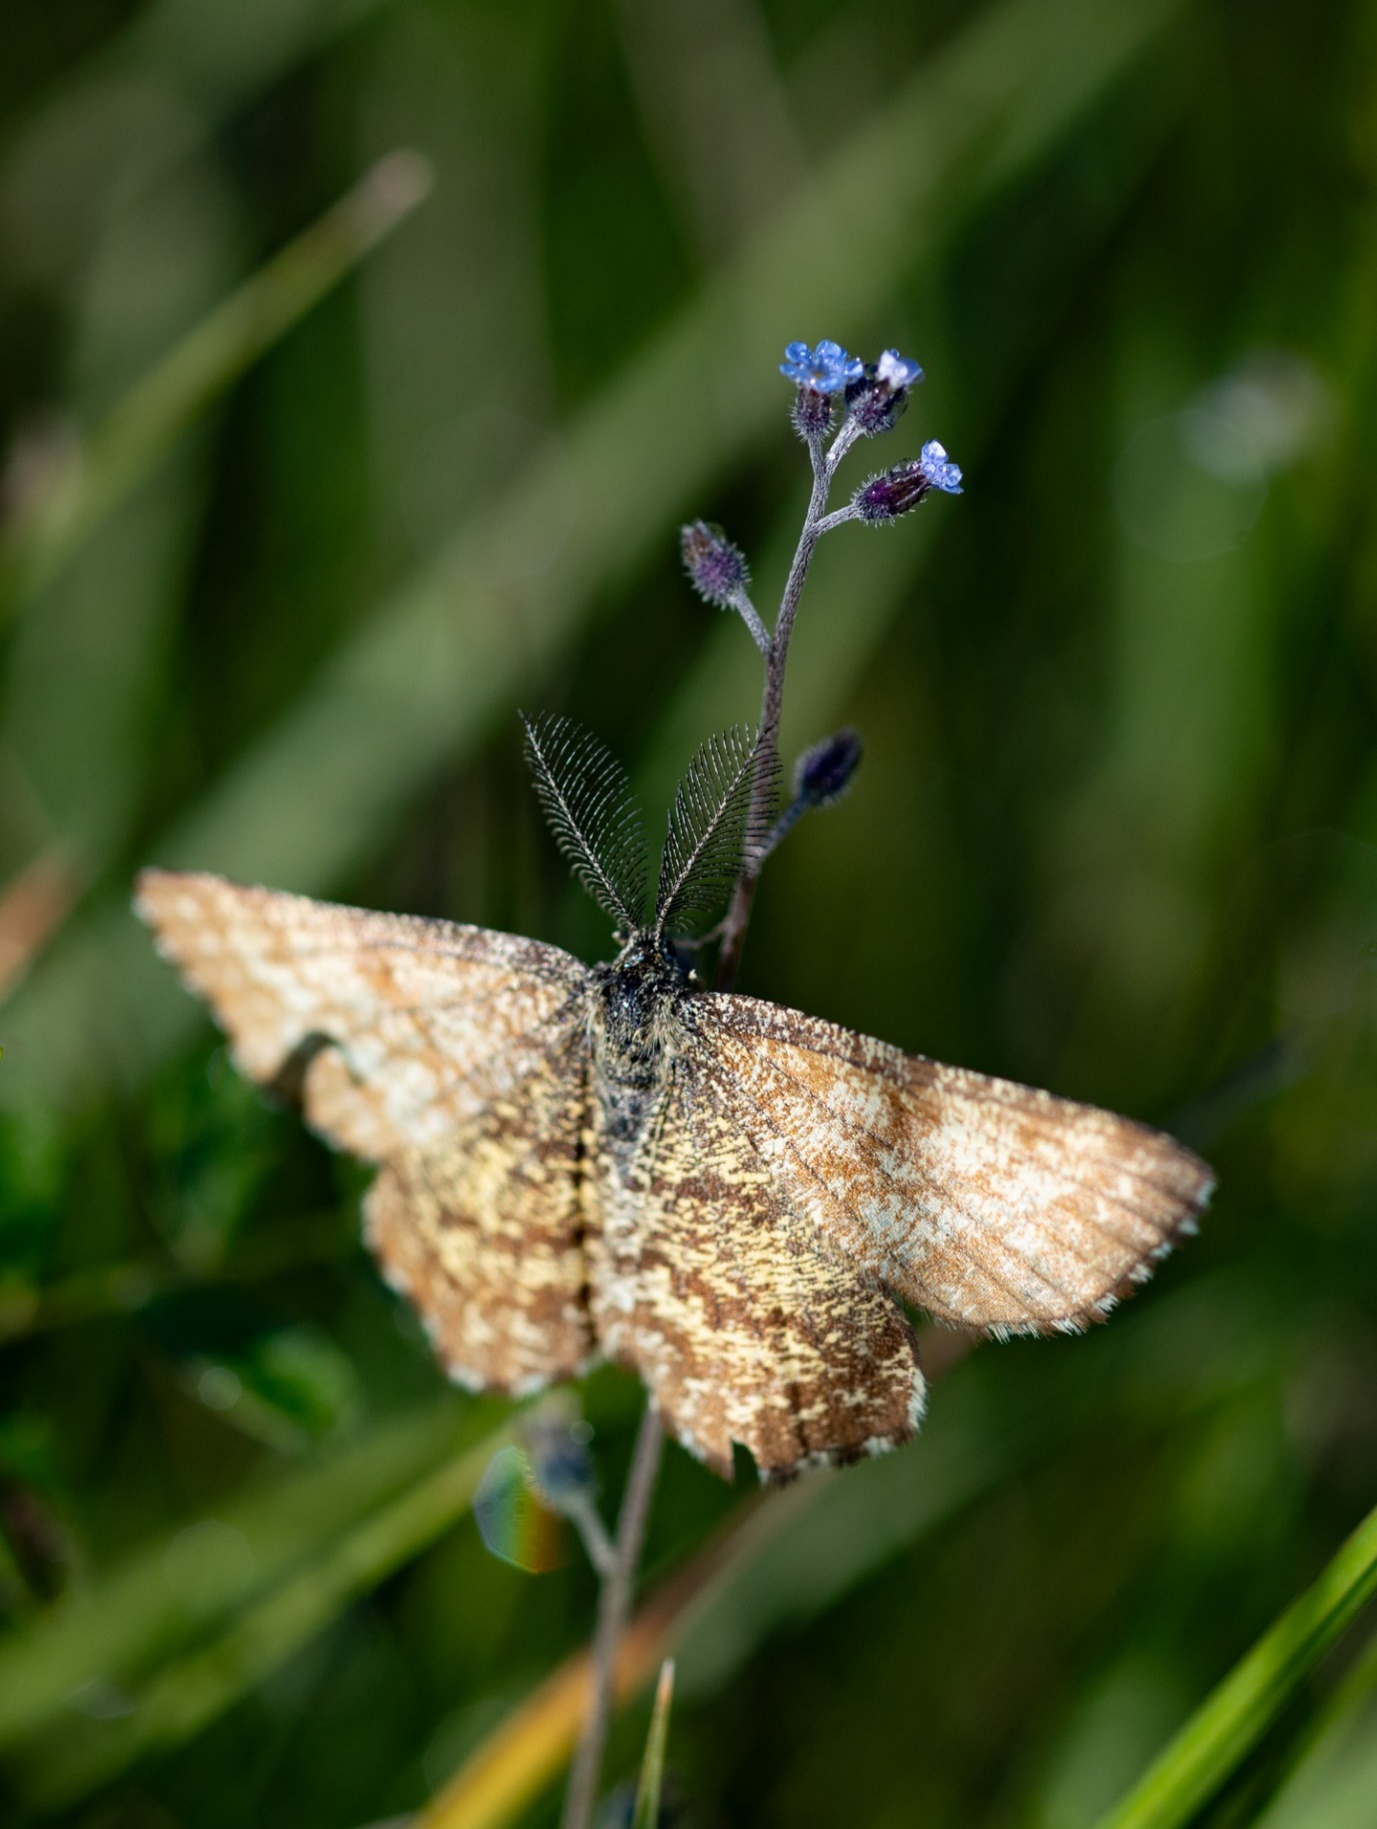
522,713,647,930
655,727,771,939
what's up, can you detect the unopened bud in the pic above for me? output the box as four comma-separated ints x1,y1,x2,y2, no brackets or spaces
795,729,863,807
791,384,834,441
524,1408,595,1511
680,521,750,607
853,462,931,521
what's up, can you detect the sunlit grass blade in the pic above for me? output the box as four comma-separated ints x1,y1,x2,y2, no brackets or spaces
13,1414,517,1806
0,0,1185,1113
1094,1497,1377,1829
631,1659,675,1829
0,148,432,616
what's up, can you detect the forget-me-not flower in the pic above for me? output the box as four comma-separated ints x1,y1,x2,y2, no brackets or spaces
875,348,924,391
919,439,963,494
780,340,864,394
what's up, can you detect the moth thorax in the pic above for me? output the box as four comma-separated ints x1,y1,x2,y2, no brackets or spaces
592,933,686,1090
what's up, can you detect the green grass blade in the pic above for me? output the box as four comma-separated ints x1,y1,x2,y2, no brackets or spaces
631,1659,675,1829
1094,1499,1377,1829
0,149,431,614
1254,1623,1377,1828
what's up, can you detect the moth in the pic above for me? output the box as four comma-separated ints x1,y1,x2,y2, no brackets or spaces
136,716,1213,1480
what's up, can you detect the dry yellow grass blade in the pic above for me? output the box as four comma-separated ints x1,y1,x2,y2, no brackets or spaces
418,1494,779,1829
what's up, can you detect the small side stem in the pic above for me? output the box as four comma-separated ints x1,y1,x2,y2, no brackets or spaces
560,1402,665,1829
728,590,773,658
564,1493,617,1580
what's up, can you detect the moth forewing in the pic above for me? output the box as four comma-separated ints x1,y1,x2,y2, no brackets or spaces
132,869,592,1160
682,992,1214,1338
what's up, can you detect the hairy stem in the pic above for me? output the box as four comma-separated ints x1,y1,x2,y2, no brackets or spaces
715,433,839,989
560,1402,665,1829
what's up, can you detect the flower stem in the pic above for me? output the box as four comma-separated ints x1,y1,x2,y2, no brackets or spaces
560,1402,665,1829
715,432,841,989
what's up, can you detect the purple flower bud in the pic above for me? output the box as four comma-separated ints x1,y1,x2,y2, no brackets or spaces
525,1410,595,1510
853,463,930,521
846,346,925,436
853,441,963,521
680,520,750,607
791,383,834,441
795,729,863,807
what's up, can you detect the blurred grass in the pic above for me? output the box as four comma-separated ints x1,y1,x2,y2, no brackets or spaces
0,0,1182,1108
2,1,1376,1826
0,147,432,615
13,1408,516,1807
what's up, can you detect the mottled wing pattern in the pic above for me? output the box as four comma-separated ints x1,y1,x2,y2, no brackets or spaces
587,1059,923,1479
687,995,1213,1335
366,1033,593,1392
135,871,587,1158
135,870,596,1389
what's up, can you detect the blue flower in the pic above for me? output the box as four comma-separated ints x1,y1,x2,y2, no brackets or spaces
919,439,963,494
780,339,863,394
875,348,924,391
846,348,925,434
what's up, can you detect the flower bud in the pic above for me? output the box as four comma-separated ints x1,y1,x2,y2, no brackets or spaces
680,521,750,607
795,729,862,807
525,1408,596,1511
845,347,925,436
853,441,963,522
791,384,833,441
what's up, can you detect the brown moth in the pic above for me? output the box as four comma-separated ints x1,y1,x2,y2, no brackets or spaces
136,716,1213,1480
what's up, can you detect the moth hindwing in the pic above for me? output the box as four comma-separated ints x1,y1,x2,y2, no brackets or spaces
655,726,772,937
522,713,648,930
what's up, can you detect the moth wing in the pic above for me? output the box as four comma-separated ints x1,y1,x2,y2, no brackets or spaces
137,870,596,1390
134,870,590,1160
587,1060,923,1479
689,994,1213,1335
366,1031,595,1392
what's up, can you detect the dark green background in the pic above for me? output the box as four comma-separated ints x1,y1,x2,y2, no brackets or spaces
1,0,1376,1823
